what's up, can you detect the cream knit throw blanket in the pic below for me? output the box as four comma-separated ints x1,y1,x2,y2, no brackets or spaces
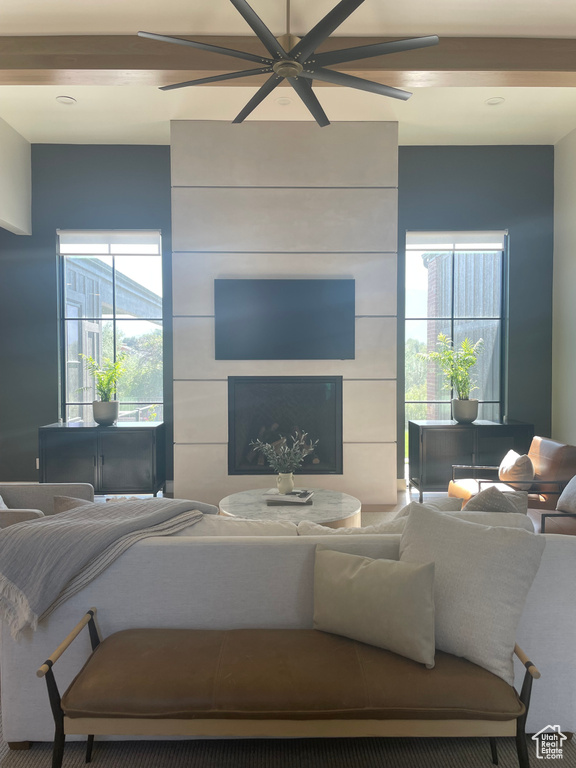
0,498,203,638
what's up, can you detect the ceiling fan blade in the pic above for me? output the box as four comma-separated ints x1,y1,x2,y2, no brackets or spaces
233,74,282,123
290,79,330,127
300,67,412,100
291,0,367,62
312,35,439,67
229,0,287,59
138,31,272,65
160,67,273,91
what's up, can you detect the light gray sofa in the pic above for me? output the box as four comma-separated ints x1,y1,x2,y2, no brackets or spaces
1,531,574,745
0,483,95,527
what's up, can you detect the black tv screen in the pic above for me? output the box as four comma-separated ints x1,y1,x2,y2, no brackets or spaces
214,279,355,360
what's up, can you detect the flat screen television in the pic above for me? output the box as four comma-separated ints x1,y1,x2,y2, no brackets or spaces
214,278,355,360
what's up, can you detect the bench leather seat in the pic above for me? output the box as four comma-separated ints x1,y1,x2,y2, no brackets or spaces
61,628,524,722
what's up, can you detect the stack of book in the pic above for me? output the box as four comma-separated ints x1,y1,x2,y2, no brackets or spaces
264,489,314,506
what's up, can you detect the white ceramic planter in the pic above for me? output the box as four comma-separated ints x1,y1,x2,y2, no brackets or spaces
452,398,478,424
92,400,119,426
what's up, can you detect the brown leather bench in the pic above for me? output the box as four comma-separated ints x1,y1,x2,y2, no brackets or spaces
38,610,540,768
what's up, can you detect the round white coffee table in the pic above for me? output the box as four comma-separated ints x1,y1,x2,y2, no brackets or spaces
218,488,362,528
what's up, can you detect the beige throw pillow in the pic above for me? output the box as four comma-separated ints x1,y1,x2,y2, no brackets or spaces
556,475,576,513
399,505,545,685
498,449,534,490
464,486,528,514
313,548,436,668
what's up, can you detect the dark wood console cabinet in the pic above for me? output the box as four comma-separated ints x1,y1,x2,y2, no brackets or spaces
39,422,166,495
408,420,534,501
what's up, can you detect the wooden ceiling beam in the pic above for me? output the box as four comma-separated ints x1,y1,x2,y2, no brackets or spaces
1,35,576,87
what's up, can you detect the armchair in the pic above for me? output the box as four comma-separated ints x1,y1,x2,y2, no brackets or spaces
448,436,576,534
0,483,95,528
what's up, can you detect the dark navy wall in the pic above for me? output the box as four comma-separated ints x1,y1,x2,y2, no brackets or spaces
397,146,555,475
0,143,555,484
0,145,172,481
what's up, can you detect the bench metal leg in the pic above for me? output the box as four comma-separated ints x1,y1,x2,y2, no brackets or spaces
86,734,95,763
489,737,499,765
516,729,530,768
52,723,65,768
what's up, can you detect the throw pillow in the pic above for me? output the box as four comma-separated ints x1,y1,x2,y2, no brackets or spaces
498,449,535,491
464,486,528,514
395,497,462,518
399,505,546,685
298,517,407,536
175,514,298,537
0,495,7,510
313,547,435,668
557,475,576,513
53,496,98,514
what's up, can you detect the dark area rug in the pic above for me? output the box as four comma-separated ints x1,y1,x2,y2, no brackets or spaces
1,735,575,768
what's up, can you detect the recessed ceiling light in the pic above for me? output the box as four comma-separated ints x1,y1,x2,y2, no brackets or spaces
55,95,77,106
275,97,292,107
485,97,505,107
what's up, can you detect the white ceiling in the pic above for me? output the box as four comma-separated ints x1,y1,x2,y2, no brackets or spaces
2,0,576,145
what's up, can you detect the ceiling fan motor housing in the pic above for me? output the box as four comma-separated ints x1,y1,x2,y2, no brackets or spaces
272,60,304,78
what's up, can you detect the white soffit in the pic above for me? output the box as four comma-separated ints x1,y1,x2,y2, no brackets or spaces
1,85,576,146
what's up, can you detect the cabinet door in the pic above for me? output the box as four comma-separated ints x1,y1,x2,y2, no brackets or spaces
476,425,534,466
99,431,155,493
421,427,475,488
40,431,98,486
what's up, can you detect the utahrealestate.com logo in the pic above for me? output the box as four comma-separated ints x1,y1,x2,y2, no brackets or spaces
532,725,567,759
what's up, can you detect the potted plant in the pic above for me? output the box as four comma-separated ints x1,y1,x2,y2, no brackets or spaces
421,333,483,424
250,431,319,494
81,354,126,426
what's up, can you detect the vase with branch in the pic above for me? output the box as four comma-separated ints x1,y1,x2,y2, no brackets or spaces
250,431,319,494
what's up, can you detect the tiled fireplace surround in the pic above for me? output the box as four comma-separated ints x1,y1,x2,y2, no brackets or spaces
171,121,398,506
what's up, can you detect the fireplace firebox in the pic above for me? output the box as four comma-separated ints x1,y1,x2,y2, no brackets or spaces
228,376,343,475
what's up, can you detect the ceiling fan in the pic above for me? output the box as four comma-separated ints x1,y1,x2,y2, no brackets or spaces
139,0,438,127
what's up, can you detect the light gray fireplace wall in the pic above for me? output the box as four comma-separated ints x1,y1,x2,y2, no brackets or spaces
171,121,398,506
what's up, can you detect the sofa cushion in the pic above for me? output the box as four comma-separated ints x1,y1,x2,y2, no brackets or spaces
399,505,546,685
53,496,98,514
463,486,528,515
313,548,436,667
498,450,534,491
298,517,407,536
299,507,534,536
175,514,298,537
395,497,462,518
556,475,576,514
61,628,524,721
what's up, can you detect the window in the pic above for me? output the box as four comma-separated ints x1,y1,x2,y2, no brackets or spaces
405,231,507,429
58,230,163,423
